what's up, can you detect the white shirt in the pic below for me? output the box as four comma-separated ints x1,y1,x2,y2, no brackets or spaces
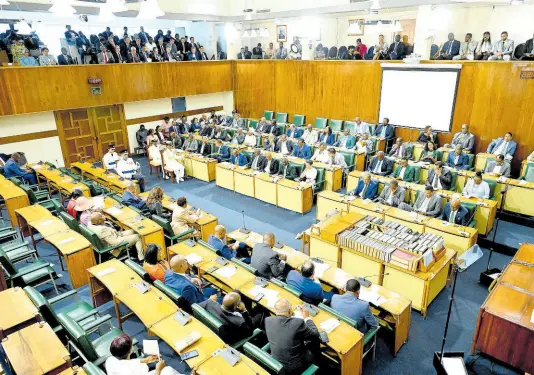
302,130,318,145
432,173,443,190
280,142,289,155
103,152,119,170
105,357,151,375
493,141,509,155
355,122,370,135
373,160,383,174
311,150,329,163
492,165,502,174
264,159,272,173
302,167,317,183
145,42,157,52
244,135,257,147
398,167,406,180
463,179,490,199
116,158,137,179
418,197,431,213
149,145,162,163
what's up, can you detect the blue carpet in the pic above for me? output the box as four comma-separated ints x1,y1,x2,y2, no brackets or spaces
9,158,526,375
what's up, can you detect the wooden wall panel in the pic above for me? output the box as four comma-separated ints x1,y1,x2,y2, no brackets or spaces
234,60,534,171
0,61,232,116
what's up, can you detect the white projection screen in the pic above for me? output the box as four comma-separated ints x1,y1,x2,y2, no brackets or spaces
378,64,462,132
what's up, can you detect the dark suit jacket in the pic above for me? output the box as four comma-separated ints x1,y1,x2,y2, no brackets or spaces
265,316,320,375
275,140,294,154
127,52,142,63
525,38,534,57
111,50,124,63
375,124,394,139
248,155,267,170
440,40,461,57
212,145,230,160
388,42,406,59
198,299,254,344
200,126,216,138
441,203,470,226
58,54,74,65
352,179,378,199
277,163,299,180
251,243,285,279
164,271,206,305
445,152,469,170
367,157,393,176
265,158,280,175
198,143,211,156
426,168,452,191
199,52,209,61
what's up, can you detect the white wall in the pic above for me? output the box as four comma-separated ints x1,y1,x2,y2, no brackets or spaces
0,112,64,166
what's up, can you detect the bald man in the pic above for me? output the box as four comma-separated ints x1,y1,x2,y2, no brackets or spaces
199,292,256,345
265,299,320,375
164,255,218,305
250,232,288,280
207,225,247,260
441,194,470,226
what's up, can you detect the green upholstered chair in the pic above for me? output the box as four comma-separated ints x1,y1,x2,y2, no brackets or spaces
24,286,100,334
343,121,356,133
276,124,286,135
107,194,123,205
151,215,195,246
446,168,458,191
59,211,80,232
242,150,253,163
466,154,475,170
293,114,306,127
314,117,328,129
57,313,138,367
125,259,152,283
318,303,379,360
521,163,534,182
269,278,286,288
51,199,66,215
83,363,106,375
276,113,288,123
483,178,497,200
79,224,130,263
462,202,477,228
413,166,422,184
244,342,319,375
329,120,343,132
435,150,443,162
80,180,107,196
338,150,356,172
2,241,38,264
369,124,377,136
153,280,192,313
264,111,274,120
0,248,60,294
232,258,257,275
314,167,326,193
0,225,18,244
248,119,258,129
19,185,58,213
290,162,304,176
226,128,236,138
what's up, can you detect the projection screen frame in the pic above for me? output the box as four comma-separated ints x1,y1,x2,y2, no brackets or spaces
378,63,463,133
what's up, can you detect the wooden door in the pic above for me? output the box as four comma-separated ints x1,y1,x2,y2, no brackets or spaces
91,105,129,157
55,109,100,166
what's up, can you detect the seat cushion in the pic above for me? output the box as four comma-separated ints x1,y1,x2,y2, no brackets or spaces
57,302,95,325
93,327,125,358
19,260,57,285
6,246,33,262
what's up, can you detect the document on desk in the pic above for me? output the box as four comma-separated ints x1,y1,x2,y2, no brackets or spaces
359,289,387,307
263,289,280,308
215,265,237,279
143,340,160,358
248,285,265,298
320,318,340,333
93,196,105,209
39,220,55,226
312,262,331,278
96,267,116,277
106,207,123,216
59,237,75,245
175,330,201,352
185,253,203,265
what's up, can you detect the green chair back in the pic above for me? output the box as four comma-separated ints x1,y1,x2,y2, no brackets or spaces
270,278,286,288
524,163,534,182
284,284,303,298
338,150,355,171
289,162,303,176
79,225,106,252
125,259,151,283
462,202,477,226
231,258,257,275
276,124,286,135
0,248,17,275
248,119,258,129
483,178,497,199
151,215,174,237
108,194,124,205
24,286,56,324
344,121,356,133
243,342,284,374
413,166,422,184
84,363,106,375
59,211,80,232
275,113,288,123
264,111,274,121
20,185,39,204
314,117,328,129
318,303,357,327
467,154,475,169
226,128,236,138
447,169,457,191
293,114,306,126
57,313,99,362
198,240,218,254
8,177,21,186
51,200,65,214
192,303,223,333
369,124,377,136
436,150,443,162
329,120,343,132
242,150,253,162
153,280,192,313
314,167,326,192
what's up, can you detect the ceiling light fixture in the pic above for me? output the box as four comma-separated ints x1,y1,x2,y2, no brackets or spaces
243,8,253,20
393,20,403,32
48,0,76,17
107,0,127,13
260,27,269,38
98,4,115,21
510,0,524,4
369,0,380,15
0,0,10,5
250,29,258,37
137,0,164,19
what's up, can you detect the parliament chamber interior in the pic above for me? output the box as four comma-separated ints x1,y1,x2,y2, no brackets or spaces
1,0,534,374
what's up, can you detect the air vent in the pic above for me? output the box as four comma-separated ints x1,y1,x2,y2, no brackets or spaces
256,8,271,13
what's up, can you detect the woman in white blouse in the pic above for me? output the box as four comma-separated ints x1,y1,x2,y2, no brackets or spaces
475,32,492,60
462,171,490,199
105,333,182,375
299,160,318,187
244,128,257,147
162,142,185,183
373,34,388,60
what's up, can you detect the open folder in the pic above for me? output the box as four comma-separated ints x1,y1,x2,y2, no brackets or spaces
175,330,201,352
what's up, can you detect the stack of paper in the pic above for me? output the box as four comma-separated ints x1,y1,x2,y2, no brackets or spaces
312,262,331,278
185,253,203,265
96,267,116,277
215,265,237,279
248,285,265,298
319,318,340,333
359,289,387,307
59,237,75,245
143,340,160,358
263,289,280,308
40,220,54,226
175,330,201,352
106,207,123,216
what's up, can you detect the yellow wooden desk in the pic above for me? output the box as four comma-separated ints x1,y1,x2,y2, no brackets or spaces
46,231,96,288
513,243,534,265
0,183,30,225
348,198,389,220
315,162,343,192
424,218,478,257
2,322,71,375
215,163,235,191
234,168,256,198
0,287,40,339
15,204,52,239
241,279,364,375
385,207,429,233
196,350,269,375
115,284,178,328
28,216,69,238
277,179,313,214
190,155,217,182
199,259,257,294
31,166,91,201
254,173,278,205
503,179,534,217
520,160,533,176
316,191,350,221
474,152,494,171
168,241,219,269
70,162,133,194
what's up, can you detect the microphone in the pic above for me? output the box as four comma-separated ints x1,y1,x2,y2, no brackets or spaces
239,210,250,234
310,256,333,264
358,273,390,288
458,208,477,236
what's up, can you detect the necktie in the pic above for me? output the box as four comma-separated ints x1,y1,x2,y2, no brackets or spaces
252,157,258,169
433,174,439,189
104,53,107,63
447,42,452,54
396,146,402,157
362,183,368,197
449,210,456,223
502,41,505,51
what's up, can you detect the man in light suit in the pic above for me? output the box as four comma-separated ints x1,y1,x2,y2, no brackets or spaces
97,45,114,64
263,152,280,175
251,232,287,280
286,261,333,305
256,117,270,133
213,126,229,141
277,157,299,180
392,158,416,182
164,255,218,305
182,134,199,152
286,124,302,139
230,149,248,166
263,134,277,152
445,145,470,170
350,172,378,199
448,124,475,152
210,139,231,162
441,194,470,226
375,118,394,139
484,154,511,177
376,180,405,207
265,299,320,375
488,31,514,61
292,139,311,159
388,137,412,159
231,128,246,145
487,132,517,160
400,186,443,218
301,124,318,145
356,133,374,155
426,162,452,190
311,143,329,163
327,148,348,172
354,117,371,136
231,113,247,129
335,129,356,149
276,135,294,155
436,33,461,60
248,148,267,171
331,279,379,334
367,152,393,176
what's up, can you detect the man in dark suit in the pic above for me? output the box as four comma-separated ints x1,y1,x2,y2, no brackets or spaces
277,157,299,180
436,33,461,60
256,117,271,133
388,137,412,159
263,152,280,175
156,38,166,56
120,36,133,60
286,261,333,305
213,126,228,141
350,172,378,199
197,137,211,156
199,46,209,61
445,144,470,170
376,180,405,207
188,46,200,61
276,135,294,155
164,255,218,305
265,299,320,375
441,195,470,226
375,118,394,139
111,45,124,64
199,292,256,345
367,152,393,176
248,149,267,171
426,161,452,190
210,139,231,162
387,34,406,60
200,123,216,138
57,47,74,65
190,37,201,51
251,232,287,280
177,37,189,55
521,33,534,60
138,26,150,45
